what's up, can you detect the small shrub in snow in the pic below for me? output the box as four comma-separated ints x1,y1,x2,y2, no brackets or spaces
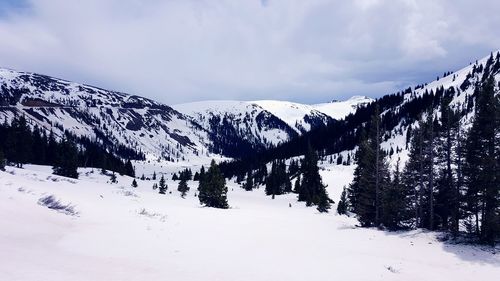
137,208,166,222
38,195,79,216
118,190,139,197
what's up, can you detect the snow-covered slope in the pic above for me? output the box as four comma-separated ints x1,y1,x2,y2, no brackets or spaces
357,51,500,168
175,100,297,148
313,95,374,120
0,68,372,161
1,164,498,281
0,68,212,161
174,97,372,150
251,100,332,133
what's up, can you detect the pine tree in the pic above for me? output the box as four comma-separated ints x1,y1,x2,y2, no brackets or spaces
110,172,117,183
265,160,290,196
298,145,331,212
463,73,500,244
178,178,189,198
236,172,244,184
382,158,411,230
197,166,206,191
159,175,167,194
0,150,5,171
124,160,135,177
348,108,390,226
242,170,254,191
52,137,79,179
152,171,157,180
402,116,436,229
132,179,138,188
337,187,348,215
198,160,228,209
317,193,331,213
152,183,158,190
435,93,459,231
453,123,466,237
425,113,437,230
288,159,300,176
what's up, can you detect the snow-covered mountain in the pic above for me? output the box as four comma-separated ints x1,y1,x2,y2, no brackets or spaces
174,97,373,153
174,101,298,152
0,68,371,161
378,51,500,167
0,68,212,161
312,95,374,120
251,97,374,132
222,50,500,179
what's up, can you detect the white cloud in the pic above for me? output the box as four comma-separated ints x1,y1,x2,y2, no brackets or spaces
0,0,498,104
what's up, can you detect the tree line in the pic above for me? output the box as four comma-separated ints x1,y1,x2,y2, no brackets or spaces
238,145,331,212
0,115,136,178
344,62,499,245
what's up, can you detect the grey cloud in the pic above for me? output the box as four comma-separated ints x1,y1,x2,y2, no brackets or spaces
0,0,498,104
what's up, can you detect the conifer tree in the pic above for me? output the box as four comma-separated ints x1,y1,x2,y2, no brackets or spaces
288,159,300,176
152,171,157,180
110,172,117,183
317,193,331,213
132,179,138,188
452,123,466,237
53,137,79,179
348,108,390,225
0,150,5,171
402,116,436,229
337,187,348,215
242,170,254,191
265,160,290,196
435,93,459,231
424,113,437,230
198,160,228,209
197,165,206,195
382,158,411,230
463,73,500,244
178,178,189,198
298,145,331,212
124,160,135,177
159,175,167,194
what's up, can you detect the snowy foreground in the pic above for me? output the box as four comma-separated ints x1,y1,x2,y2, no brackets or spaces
1,164,498,281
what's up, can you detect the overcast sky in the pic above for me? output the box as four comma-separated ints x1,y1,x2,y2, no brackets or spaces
0,0,499,104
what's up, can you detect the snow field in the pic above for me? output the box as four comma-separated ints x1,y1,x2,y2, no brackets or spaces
1,164,498,281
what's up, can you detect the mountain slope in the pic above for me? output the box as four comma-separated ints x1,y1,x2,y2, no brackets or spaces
0,68,212,161
250,100,333,133
312,95,374,120
174,97,372,155
0,68,375,162
221,51,500,179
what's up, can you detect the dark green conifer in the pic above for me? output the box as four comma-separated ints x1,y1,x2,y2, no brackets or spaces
198,160,228,209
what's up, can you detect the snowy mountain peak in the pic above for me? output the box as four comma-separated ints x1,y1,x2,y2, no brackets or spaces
313,96,374,120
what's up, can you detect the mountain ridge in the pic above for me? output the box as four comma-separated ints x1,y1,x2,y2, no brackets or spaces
0,67,370,161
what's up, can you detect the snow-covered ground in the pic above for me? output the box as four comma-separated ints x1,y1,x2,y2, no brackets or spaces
1,164,498,281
